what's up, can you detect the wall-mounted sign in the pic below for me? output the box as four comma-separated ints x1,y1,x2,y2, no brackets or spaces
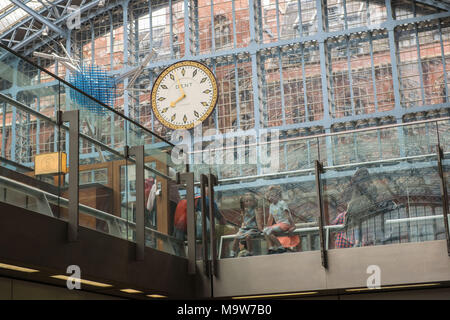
34,152,68,175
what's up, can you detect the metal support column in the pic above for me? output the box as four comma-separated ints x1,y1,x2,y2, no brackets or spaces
437,145,450,256
315,160,328,269
200,174,210,276
176,172,196,275
129,145,145,261
60,110,79,242
207,173,218,277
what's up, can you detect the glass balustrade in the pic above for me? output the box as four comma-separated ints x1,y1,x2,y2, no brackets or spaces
213,119,449,260
0,44,186,258
0,42,449,263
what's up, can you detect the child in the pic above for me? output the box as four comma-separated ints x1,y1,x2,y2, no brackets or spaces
263,185,299,254
230,192,262,258
237,240,251,258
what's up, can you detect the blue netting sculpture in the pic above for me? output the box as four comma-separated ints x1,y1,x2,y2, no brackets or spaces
69,64,116,115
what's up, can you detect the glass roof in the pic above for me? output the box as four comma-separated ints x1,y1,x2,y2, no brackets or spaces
0,0,449,45
0,0,53,35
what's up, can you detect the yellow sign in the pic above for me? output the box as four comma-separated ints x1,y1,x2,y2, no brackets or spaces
34,152,68,175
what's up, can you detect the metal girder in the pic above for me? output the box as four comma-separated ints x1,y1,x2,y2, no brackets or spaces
8,0,67,36
0,0,33,22
0,0,118,55
21,0,122,57
0,0,66,50
414,0,450,11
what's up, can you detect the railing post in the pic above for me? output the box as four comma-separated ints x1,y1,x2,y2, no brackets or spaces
437,145,450,256
128,145,145,261
315,160,328,269
59,110,79,242
200,174,210,276
207,173,218,277
176,172,196,275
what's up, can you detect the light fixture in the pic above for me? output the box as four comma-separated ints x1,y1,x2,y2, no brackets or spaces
0,263,39,273
50,275,113,288
147,294,168,298
232,291,318,299
120,289,143,294
345,283,440,292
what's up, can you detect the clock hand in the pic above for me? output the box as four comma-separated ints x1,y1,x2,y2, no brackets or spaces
170,93,186,107
174,72,185,96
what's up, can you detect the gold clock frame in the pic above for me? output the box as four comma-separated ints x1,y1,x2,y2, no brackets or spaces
151,60,218,130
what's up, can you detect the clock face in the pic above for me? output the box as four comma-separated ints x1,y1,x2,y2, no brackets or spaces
151,60,218,130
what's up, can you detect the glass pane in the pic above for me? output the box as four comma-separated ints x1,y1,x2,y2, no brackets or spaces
216,171,318,259
323,123,443,250
0,97,61,218
76,135,127,238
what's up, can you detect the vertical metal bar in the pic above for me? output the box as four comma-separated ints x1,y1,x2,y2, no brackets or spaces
300,44,309,121
231,0,237,48
346,36,356,116
437,145,450,256
317,0,334,166
208,173,218,277
233,56,240,128
278,49,286,125
169,0,174,58
210,0,215,52
90,21,95,65
61,110,79,242
149,0,153,55
438,21,449,103
368,32,379,113
317,0,332,124
314,160,328,269
193,0,199,55
414,25,426,105
366,0,371,25
385,0,403,113
252,0,263,42
275,0,281,41
123,1,130,117
11,105,16,162
109,11,114,69
385,0,407,159
177,172,196,274
200,174,210,276
296,0,303,38
1,103,6,158
342,0,348,30
129,145,145,261
184,0,191,57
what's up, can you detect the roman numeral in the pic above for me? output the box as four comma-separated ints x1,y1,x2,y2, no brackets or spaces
169,74,174,81
194,110,199,117
171,114,176,121
193,69,197,77
181,68,185,76
203,89,211,94
200,77,207,83
161,107,168,113
201,102,208,106
160,84,168,89
183,115,187,123
158,97,166,101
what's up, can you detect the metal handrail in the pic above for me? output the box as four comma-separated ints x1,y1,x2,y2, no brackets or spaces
0,175,185,248
218,213,450,257
207,152,445,186
0,42,174,148
187,117,450,154
0,93,173,181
